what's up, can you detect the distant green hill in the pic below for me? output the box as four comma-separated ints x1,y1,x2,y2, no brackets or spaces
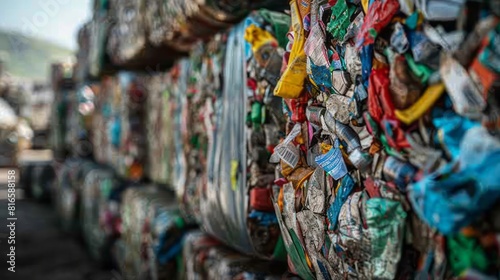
0,29,74,81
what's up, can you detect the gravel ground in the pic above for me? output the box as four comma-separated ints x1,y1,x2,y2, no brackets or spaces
0,168,117,280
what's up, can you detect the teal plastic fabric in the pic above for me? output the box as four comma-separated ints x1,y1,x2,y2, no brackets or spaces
410,162,500,235
366,198,406,279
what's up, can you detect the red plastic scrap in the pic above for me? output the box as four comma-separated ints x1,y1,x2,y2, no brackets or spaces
378,75,397,121
285,92,309,123
368,67,411,150
250,187,275,212
357,0,400,47
382,118,411,150
368,68,389,123
364,176,382,198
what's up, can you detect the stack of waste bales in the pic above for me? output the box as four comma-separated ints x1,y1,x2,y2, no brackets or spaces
62,2,313,279
73,0,500,278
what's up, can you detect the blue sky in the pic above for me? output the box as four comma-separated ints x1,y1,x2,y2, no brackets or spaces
0,0,92,50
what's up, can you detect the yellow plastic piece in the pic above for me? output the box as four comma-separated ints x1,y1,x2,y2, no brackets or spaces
334,180,341,194
362,0,369,14
278,187,284,211
231,160,239,191
306,253,313,269
296,169,315,190
395,83,445,125
295,130,306,145
274,0,308,99
319,143,333,153
244,24,277,53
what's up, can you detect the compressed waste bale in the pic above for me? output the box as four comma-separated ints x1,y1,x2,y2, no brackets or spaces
170,37,227,223
77,18,112,79
52,160,72,209
75,22,92,81
181,230,223,280
119,186,195,280
90,79,106,164
144,73,175,185
92,76,122,167
110,73,148,180
112,239,137,279
30,163,56,202
197,11,290,259
60,84,91,160
144,0,289,52
80,167,124,265
18,164,33,196
51,86,78,159
107,0,185,69
268,0,500,279
50,66,74,160
169,60,195,220
106,0,146,64
76,84,98,135
53,159,81,233
54,159,98,233
181,230,288,280
144,0,201,51
88,16,113,77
